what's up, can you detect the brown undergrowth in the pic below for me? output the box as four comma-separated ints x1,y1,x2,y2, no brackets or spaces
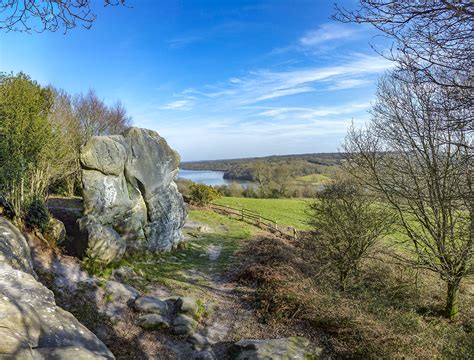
233,235,474,359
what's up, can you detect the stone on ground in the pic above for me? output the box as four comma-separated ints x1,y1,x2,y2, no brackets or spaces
173,314,199,336
229,337,316,360
45,217,67,246
138,313,170,330
105,280,139,304
177,296,200,317
189,333,211,351
133,296,170,315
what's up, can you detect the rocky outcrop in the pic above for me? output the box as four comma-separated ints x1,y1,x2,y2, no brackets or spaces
229,337,317,360
0,216,114,359
78,127,187,263
0,217,34,274
0,263,114,359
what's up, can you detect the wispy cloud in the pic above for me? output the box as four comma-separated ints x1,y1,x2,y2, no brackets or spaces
175,53,392,106
159,100,193,110
167,36,202,48
255,102,372,120
299,23,363,46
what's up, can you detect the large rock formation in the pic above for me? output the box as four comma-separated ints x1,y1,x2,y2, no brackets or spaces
0,216,114,359
78,127,187,263
0,217,34,274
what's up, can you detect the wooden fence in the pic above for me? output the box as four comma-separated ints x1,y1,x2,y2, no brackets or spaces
209,203,299,240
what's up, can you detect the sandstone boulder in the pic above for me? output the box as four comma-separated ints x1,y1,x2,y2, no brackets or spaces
78,127,187,263
133,296,170,315
229,337,317,360
138,313,170,330
0,262,114,359
45,217,67,246
0,217,34,274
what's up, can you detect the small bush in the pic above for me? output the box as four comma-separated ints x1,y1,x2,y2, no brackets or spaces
234,235,474,359
189,183,220,206
307,176,394,290
24,198,50,232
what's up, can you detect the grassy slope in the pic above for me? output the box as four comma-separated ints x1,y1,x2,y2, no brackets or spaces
214,196,311,230
91,209,257,295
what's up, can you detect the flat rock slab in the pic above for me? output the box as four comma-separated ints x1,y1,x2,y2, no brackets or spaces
138,313,170,330
229,337,317,360
133,296,170,315
105,280,139,304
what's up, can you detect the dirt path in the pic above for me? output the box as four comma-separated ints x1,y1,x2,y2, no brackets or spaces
31,210,290,359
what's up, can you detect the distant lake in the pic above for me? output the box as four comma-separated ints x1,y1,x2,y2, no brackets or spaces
178,169,253,187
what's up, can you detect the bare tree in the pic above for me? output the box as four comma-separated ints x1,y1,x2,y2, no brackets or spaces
334,1,473,91
47,88,131,195
344,70,473,319
307,174,395,291
0,0,125,33
107,100,132,135
48,87,82,195
73,89,130,143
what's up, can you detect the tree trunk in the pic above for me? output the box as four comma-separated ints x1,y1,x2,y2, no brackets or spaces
445,279,460,319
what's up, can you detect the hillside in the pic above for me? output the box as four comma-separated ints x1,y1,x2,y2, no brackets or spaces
181,153,342,181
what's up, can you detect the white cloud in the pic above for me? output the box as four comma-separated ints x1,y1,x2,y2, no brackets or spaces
299,23,362,46
256,102,371,120
328,78,373,90
186,53,392,105
159,100,193,110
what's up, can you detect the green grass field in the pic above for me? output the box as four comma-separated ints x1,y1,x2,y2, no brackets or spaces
214,196,311,230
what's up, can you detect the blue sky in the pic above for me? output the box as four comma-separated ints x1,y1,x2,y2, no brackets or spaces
0,0,392,161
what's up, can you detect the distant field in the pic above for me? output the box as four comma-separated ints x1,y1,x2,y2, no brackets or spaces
214,196,311,230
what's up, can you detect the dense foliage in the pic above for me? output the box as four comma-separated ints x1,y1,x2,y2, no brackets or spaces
0,73,54,215
0,72,131,224
24,198,50,232
188,183,221,206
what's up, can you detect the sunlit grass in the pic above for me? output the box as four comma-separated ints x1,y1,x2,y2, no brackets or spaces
214,196,311,229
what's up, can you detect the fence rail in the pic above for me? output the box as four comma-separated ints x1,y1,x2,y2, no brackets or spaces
209,202,299,240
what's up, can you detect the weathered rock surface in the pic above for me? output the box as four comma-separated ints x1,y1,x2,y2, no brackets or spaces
0,217,34,274
0,216,114,359
177,296,200,318
105,280,139,304
138,313,170,330
133,296,170,315
173,314,199,336
0,262,114,359
45,217,67,246
229,337,316,360
78,127,187,263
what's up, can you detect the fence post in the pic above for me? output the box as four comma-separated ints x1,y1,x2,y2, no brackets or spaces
258,213,261,227
293,227,297,240
274,221,278,230
241,208,244,221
